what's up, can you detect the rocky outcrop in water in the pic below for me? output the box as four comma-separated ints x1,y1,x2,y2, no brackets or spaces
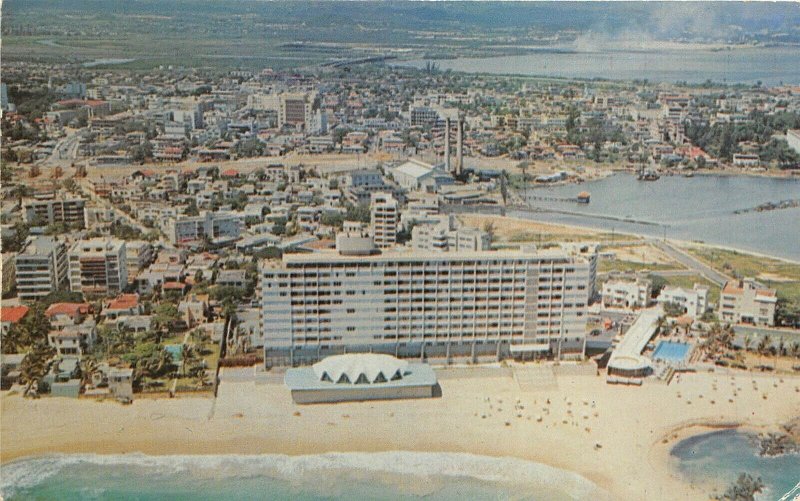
714,472,764,501
756,432,799,457
734,199,800,214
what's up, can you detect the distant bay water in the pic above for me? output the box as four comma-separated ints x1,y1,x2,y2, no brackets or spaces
514,174,800,261
0,452,605,501
400,46,800,85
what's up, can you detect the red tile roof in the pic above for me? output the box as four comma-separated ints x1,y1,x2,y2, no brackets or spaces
163,281,187,290
45,303,91,318
106,294,139,311
221,169,239,177
1,306,30,324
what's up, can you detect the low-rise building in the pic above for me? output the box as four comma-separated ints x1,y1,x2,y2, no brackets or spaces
657,283,709,317
602,278,652,309
1,306,29,336
47,320,96,357
45,303,91,327
166,211,242,245
719,278,777,326
24,197,86,228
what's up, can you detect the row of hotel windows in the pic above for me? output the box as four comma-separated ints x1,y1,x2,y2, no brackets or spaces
265,264,575,278
280,328,576,340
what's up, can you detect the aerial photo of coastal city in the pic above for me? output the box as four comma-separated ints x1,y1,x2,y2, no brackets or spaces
1,1,799,499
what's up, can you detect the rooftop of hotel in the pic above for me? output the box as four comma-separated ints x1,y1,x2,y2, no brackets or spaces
278,246,580,265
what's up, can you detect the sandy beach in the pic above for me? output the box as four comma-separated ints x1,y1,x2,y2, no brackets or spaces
2,366,798,500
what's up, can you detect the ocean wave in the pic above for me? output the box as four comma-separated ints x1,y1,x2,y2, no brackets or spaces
1,451,607,500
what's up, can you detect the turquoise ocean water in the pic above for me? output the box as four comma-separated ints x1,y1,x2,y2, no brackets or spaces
1,452,605,501
4,431,797,500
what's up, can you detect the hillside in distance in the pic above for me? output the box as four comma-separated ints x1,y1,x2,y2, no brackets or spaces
3,1,800,70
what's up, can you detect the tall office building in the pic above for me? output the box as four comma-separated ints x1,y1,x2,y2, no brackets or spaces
370,192,399,249
260,248,592,366
278,92,319,130
68,238,128,296
15,236,69,300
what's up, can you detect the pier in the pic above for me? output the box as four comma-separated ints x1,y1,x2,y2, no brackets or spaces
526,191,590,204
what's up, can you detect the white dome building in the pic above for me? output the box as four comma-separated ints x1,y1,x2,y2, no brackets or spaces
313,354,409,384
285,354,437,404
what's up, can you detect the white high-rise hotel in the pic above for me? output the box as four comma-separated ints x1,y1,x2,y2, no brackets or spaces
260,247,595,366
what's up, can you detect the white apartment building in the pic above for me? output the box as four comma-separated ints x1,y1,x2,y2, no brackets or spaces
370,192,399,249
260,248,592,366
732,153,760,167
24,198,86,227
68,238,128,296
344,169,383,188
15,236,68,300
657,283,709,317
166,211,243,245
602,278,652,309
411,215,490,253
719,278,777,326
125,240,154,282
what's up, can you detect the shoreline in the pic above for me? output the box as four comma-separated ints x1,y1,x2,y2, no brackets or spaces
463,211,800,265
3,370,798,500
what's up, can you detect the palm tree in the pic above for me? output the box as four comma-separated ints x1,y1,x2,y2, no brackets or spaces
1,327,24,354
81,356,99,386
180,344,196,377
18,343,54,398
757,334,771,367
790,342,800,359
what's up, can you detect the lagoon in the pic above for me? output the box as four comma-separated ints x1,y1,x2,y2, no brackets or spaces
515,173,800,261
671,429,800,499
400,47,800,86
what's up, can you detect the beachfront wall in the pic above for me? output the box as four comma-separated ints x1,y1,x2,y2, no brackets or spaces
259,250,593,367
289,383,434,404
284,361,438,404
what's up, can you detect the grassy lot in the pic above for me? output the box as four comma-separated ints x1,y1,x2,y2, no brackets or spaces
686,247,800,306
508,230,618,244
598,258,681,274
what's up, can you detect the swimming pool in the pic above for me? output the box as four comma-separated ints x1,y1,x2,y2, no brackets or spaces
652,341,691,363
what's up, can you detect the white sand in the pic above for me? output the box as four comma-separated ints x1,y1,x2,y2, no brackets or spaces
2,368,798,500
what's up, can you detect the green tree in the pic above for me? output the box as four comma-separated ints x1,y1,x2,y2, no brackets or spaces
18,342,55,397
152,303,181,342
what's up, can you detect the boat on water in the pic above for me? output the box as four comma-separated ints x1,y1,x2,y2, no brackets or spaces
683,171,695,178
637,170,660,181
636,165,660,181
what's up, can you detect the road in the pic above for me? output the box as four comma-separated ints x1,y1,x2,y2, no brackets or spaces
78,179,162,240
649,239,730,286
39,130,82,167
